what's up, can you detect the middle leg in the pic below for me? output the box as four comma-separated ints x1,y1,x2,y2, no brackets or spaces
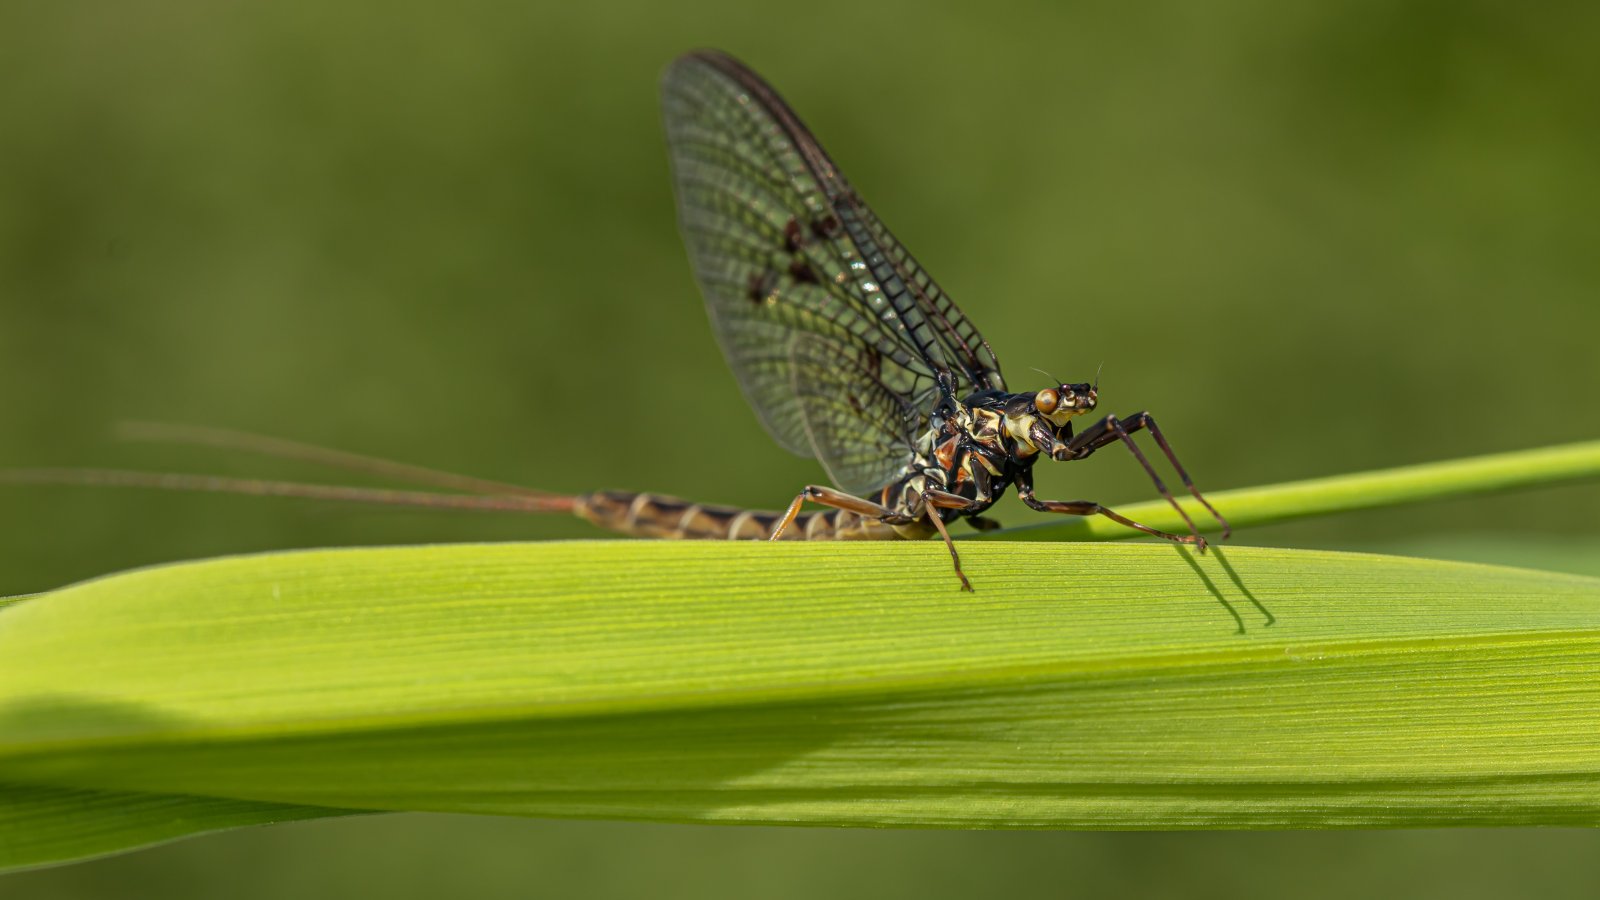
1014,468,1209,551
921,487,991,592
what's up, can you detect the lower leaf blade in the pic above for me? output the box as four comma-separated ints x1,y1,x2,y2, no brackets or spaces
1,539,1598,871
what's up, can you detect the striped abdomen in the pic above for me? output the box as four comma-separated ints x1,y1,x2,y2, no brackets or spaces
573,490,904,541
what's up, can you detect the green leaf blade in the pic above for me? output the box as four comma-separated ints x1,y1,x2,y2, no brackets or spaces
3,540,1600,869
0,783,351,873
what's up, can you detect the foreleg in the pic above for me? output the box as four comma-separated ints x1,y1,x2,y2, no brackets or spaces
1056,412,1229,540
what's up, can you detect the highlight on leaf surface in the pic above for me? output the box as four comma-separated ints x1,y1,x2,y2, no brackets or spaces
3,539,1600,872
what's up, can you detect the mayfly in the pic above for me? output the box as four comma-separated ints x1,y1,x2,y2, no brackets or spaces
4,50,1228,590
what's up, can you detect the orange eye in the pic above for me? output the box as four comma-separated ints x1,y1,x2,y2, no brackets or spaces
1034,388,1059,415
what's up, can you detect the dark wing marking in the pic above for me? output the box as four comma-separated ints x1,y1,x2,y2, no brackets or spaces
788,332,923,495
661,50,1005,489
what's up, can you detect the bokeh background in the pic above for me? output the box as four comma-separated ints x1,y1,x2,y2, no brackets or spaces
3,0,1598,895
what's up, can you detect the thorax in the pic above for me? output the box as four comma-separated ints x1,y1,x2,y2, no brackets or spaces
901,394,1047,515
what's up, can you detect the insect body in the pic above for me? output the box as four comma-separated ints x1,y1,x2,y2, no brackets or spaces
559,49,1231,588
2,50,1228,591
653,51,1229,588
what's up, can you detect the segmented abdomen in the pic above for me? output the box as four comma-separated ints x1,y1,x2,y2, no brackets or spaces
574,490,902,541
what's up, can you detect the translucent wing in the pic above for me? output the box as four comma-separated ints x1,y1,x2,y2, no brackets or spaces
661,50,1005,491
788,333,924,494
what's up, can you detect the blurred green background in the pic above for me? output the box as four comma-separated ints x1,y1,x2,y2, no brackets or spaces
3,0,1598,895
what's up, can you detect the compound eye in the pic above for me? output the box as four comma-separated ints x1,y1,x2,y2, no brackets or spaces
1034,388,1059,415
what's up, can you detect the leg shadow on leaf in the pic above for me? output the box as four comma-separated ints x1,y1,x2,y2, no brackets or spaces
1177,546,1274,634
